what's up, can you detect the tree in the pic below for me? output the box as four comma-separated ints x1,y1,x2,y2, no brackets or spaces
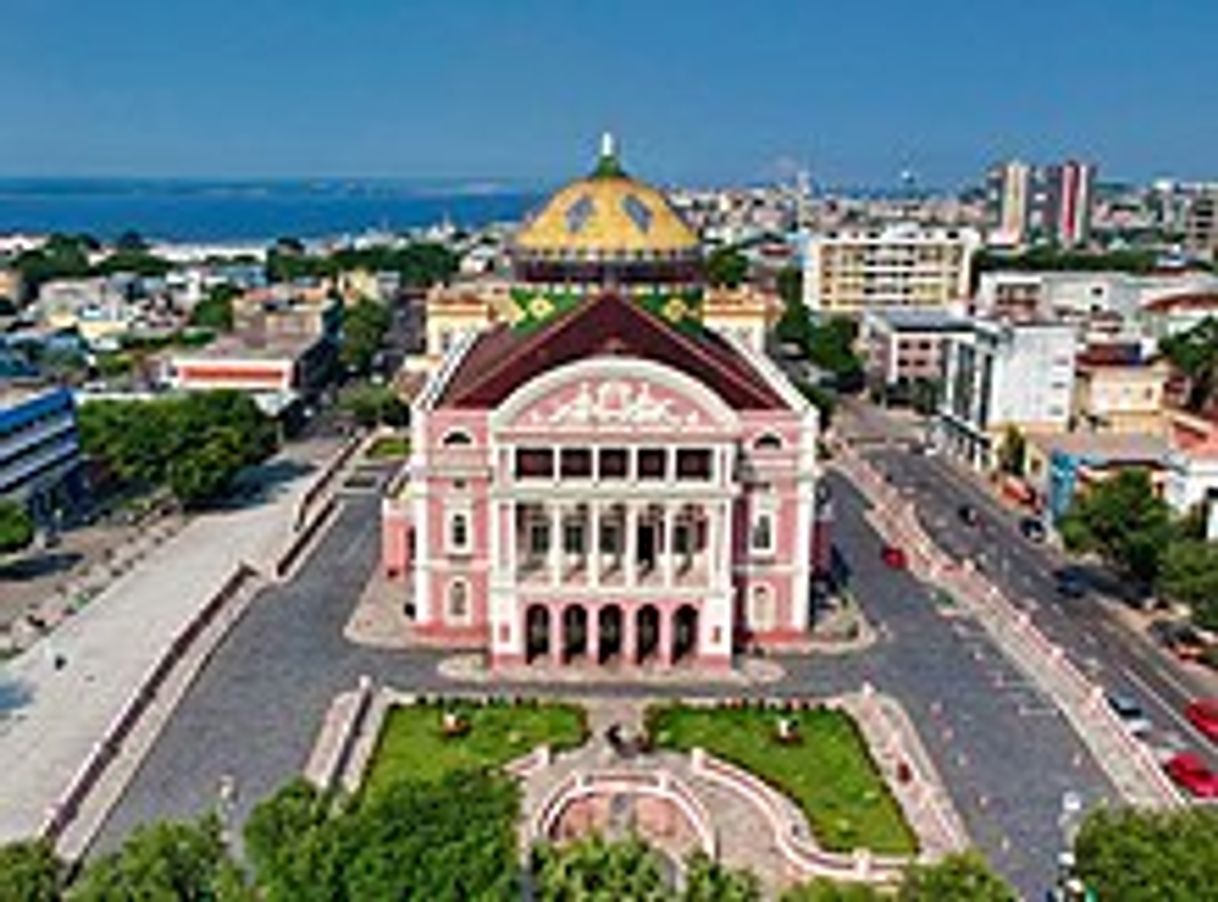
71,814,247,901
0,500,35,556
1160,317,1218,412
995,425,1026,477
683,851,761,901
1059,469,1174,584
705,247,749,288
807,317,864,392
532,835,670,901
0,838,62,902
1157,539,1218,629
189,284,240,332
339,383,408,429
1074,806,1218,900
782,878,882,901
897,852,1015,902
341,297,392,376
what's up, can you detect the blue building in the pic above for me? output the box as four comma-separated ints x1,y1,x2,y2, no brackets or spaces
0,385,85,525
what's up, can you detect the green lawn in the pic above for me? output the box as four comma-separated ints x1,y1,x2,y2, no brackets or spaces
365,434,410,460
648,703,916,855
362,700,586,799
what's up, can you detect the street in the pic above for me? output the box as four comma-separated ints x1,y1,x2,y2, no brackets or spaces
839,397,1218,772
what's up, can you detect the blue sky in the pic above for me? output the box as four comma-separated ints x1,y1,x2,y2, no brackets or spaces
1,0,1215,186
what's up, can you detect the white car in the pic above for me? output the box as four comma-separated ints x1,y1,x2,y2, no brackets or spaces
1108,694,1153,738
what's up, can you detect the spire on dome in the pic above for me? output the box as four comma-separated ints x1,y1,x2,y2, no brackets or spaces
592,131,625,178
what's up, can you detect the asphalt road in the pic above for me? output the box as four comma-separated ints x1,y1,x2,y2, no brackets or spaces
840,398,1218,772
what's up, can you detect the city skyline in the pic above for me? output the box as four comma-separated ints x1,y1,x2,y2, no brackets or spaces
1,0,1216,185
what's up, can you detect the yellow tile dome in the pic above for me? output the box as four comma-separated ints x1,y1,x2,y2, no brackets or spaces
514,137,699,258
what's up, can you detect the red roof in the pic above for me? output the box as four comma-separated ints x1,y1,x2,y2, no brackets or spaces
1142,292,1218,314
437,293,787,410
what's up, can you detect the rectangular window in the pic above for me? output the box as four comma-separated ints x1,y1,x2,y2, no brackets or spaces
560,448,593,479
598,448,628,479
676,449,712,481
446,507,472,556
515,447,554,479
638,448,667,480
529,521,549,555
751,509,776,554
563,522,584,554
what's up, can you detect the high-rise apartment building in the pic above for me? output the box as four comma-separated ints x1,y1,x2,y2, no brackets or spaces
986,160,1032,247
1184,188,1218,260
1044,160,1096,247
802,223,980,316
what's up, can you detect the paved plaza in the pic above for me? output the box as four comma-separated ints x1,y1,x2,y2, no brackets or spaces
0,440,338,845
84,459,1117,899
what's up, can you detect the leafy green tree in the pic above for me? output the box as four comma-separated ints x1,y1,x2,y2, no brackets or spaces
897,852,1015,902
243,780,340,902
71,814,247,901
1157,539,1218,629
782,878,882,901
682,851,761,901
1160,317,1218,412
1075,806,1218,901
0,500,35,555
339,383,408,429
92,249,172,278
996,425,1026,476
0,838,62,902
705,247,749,288
807,317,864,392
341,298,392,376
533,835,670,901
1059,469,1174,584
189,284,239,332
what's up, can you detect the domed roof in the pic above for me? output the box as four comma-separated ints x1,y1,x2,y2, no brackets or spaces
514,135,699,257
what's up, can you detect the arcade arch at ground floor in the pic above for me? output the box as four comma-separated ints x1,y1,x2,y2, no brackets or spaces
522,601,706,668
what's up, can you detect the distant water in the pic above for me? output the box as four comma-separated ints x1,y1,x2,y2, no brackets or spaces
0,178,545,243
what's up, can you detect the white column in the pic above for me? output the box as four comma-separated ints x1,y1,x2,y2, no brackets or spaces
663,503,676,588
718,499,733,587
705,501,718,587
626,502,639,586
549,502,562,586
508,501,519,582
589,500,601,587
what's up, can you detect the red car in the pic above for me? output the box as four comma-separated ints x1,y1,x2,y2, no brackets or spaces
1186,699,1218,742
1164,752,1218,798
880,545,908,570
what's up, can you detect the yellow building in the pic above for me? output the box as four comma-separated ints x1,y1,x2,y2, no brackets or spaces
1073,348,1170,434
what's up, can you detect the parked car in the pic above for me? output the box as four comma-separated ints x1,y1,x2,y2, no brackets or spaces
1185,699,1218,742
1107,694,1152,738
1150,619,1208,662
1018,516,1047,542
1164,752,1218,798
880,545,908,570
957,504,979,526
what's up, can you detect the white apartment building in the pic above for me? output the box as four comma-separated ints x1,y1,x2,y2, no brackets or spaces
802,223,980,316
976,270,1218,324
986,160,1032,248
937,321,1077,469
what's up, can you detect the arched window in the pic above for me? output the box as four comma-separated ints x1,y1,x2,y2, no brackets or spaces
754,433,783,451
751,509,774,553
749,585,776,631
442,429,473,447
447,579,469,623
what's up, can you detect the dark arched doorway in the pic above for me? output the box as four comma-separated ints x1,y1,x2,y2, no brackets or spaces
563,605,589,662
636,605,660,664
525,605,551,664
598,605,623,664
672,605,699,664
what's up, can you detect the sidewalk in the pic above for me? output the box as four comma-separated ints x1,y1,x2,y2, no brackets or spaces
0,439,338,846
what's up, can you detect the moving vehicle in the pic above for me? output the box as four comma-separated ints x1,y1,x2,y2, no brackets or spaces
1150,620,1208,662
1107,694,1152,738
1018,516,1047,542
1055,569,1088,599
880,544,908,570
1164,752,1218,798
957,504,979,526
1185,699,1218,742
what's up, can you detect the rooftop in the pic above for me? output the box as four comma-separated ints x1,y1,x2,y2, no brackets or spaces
170,330,321,361
864,307,972,332
1028,430,1169,462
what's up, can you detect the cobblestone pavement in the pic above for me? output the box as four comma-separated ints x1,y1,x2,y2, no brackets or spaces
95,465,1114,898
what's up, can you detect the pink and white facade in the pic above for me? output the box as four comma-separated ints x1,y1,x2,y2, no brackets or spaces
382,294,826,672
